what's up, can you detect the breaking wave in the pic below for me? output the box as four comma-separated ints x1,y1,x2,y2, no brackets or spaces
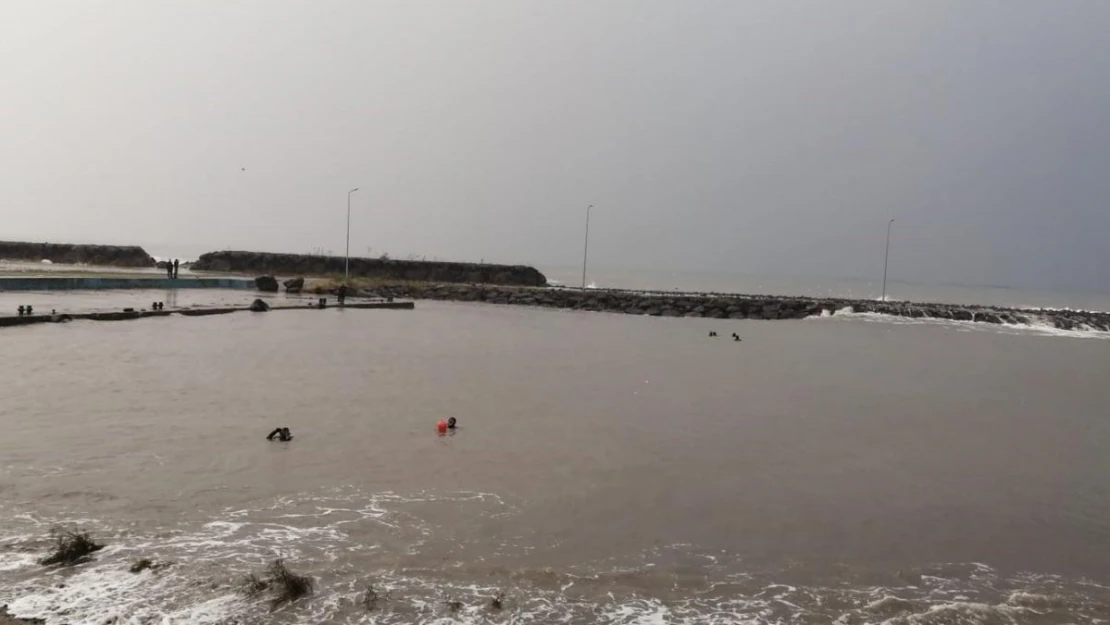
815,307,1110,340
1,489,1107,624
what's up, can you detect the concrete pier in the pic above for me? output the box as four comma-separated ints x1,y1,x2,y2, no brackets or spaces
0,300,414,328
0,277,256,291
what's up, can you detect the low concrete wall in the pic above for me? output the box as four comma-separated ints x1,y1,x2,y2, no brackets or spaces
0,300,414,327
0,277,256,291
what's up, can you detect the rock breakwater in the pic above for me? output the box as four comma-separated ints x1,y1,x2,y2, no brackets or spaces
0,241,155,267
353,283,1110,332
192,251,546,287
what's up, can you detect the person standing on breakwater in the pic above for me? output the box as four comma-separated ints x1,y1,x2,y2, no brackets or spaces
337,284,348,306
172,259,179,279
166,261,173,279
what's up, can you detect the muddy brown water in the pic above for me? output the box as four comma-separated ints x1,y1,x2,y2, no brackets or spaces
1,299,1109,624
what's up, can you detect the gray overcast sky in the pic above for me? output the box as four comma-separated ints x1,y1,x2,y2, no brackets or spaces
2,1,1108,291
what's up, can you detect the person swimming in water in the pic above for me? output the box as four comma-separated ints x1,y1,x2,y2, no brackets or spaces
266,427,293,441
447,417,457,430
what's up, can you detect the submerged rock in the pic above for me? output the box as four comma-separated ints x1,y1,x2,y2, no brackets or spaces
249,299,271,312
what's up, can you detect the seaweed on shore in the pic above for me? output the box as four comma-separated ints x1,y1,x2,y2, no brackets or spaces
39,528,103,566
362,584,380,611
239,560,314,608
490,591,506,611
127,557,168,574
238,573,270,598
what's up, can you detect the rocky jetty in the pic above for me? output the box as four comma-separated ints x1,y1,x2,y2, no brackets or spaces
191,251,546,287
347,283,1110,333
0,241,155,268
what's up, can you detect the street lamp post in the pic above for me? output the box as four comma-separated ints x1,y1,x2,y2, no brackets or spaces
345,187,359,282
581,204,594,289
881,218,895,302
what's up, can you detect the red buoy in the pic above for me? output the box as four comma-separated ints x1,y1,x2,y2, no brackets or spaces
437,420,448,433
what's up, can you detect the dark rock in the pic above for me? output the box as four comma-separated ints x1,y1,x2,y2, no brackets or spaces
249,299,271,312
0,240,156,267
283,277,305,293
255,276,279,292
191,251,547,287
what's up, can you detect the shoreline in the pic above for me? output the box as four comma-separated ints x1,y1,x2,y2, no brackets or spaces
2,274,1107,333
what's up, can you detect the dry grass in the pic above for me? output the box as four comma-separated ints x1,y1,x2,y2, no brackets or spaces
39,528,103,566
303,276,428,294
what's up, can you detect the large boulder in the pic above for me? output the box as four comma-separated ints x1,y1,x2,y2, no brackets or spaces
283,277,305,293
249,298,271,312
255,276,279,292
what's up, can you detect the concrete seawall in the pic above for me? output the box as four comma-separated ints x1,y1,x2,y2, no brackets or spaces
0,277,256,291
352,283,1110,332
0,300,414,328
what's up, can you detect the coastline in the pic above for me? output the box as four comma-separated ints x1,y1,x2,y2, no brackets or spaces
339,281,1110,332
1,241,1107,332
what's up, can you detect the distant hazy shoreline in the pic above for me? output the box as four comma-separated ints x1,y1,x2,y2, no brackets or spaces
1,241,1108,333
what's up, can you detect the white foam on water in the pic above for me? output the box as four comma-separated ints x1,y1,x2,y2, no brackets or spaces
1,493,1107,625
0,552,39,572
813,307,1110,340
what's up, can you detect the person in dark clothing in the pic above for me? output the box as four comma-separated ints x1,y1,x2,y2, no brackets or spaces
166,262,173,279
172,259,179,279
447,417,457,430
337,284,348,306
266,427,293,441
